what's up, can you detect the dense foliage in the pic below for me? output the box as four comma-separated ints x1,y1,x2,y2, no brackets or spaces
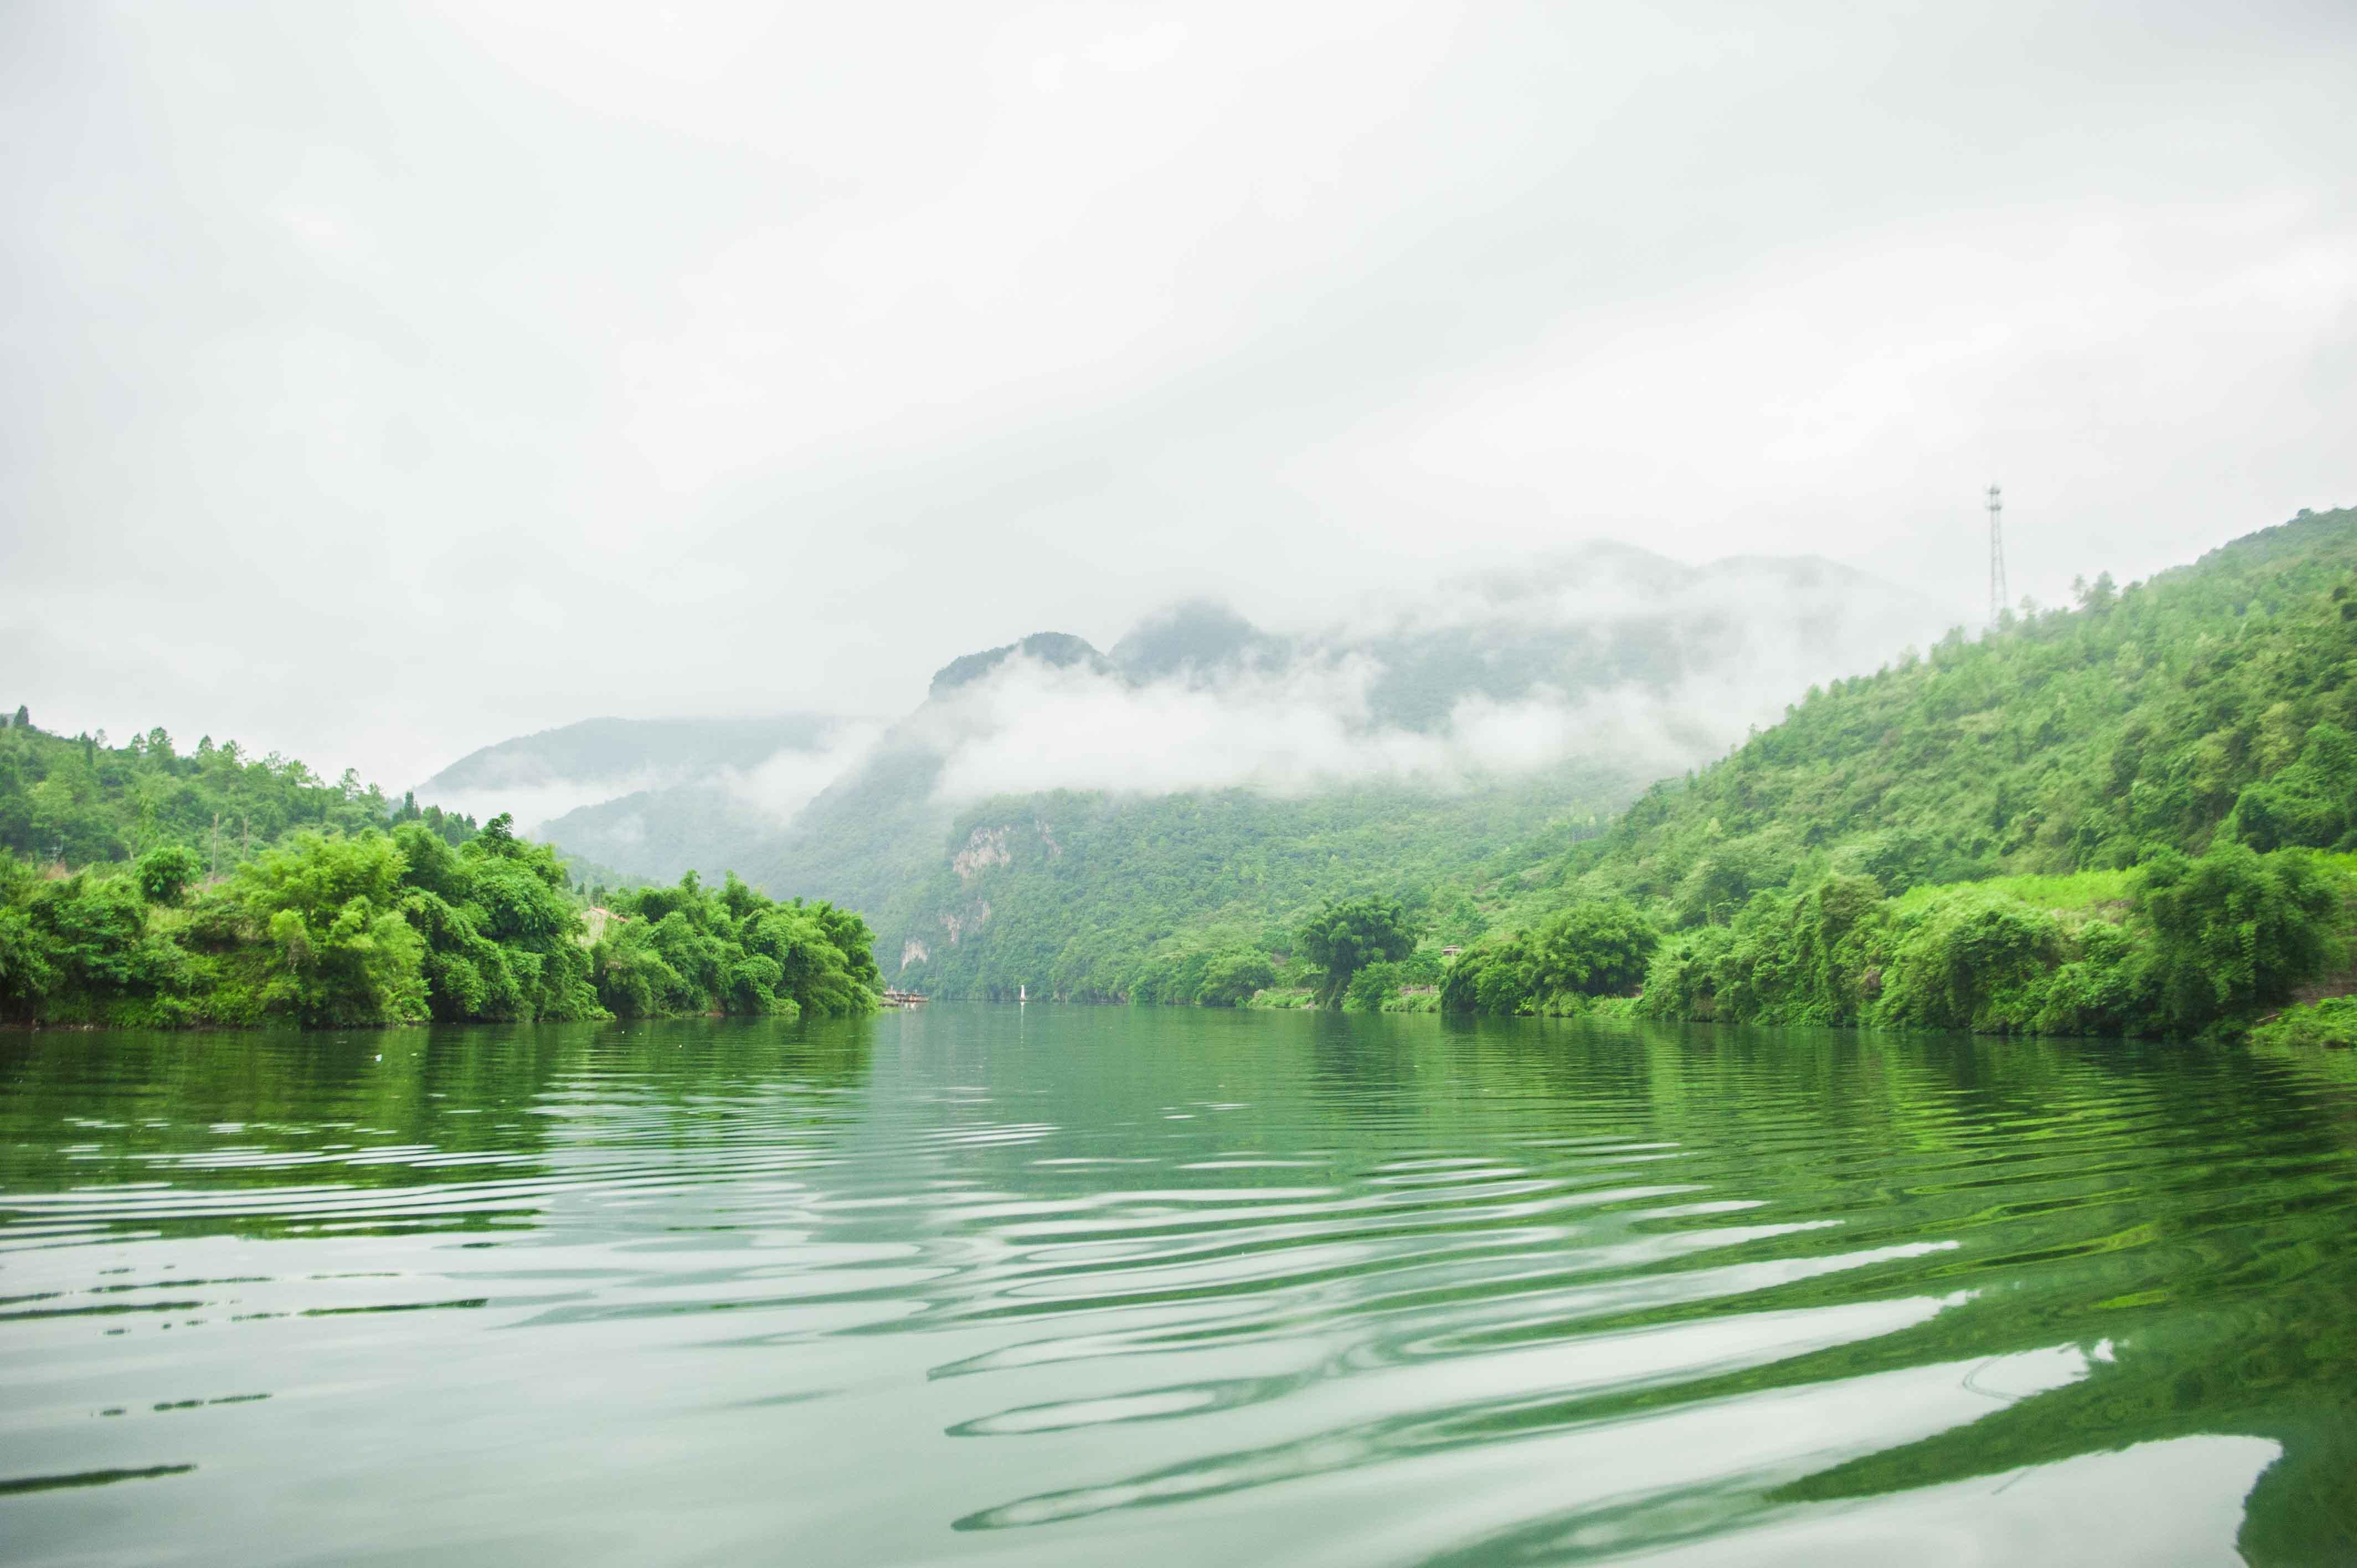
1295,896,1418,1007
1444,507,2357,1038
590,871,880,1021
1569,508,2357,906
1439,899,1658,1017
1121,936,1283,1008
0,705,884,1029
0,816,881,1029
1612,844,2346,1039
886,780,1617,1004
0,715,478,870
2252,997,2357,1050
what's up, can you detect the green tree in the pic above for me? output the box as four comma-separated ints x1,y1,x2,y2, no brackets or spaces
207,831,429,1027
743,904,860,1016
2139,840,2337,1034
0,717,883,1029
1298,895,1417,1008
1443,900,1655,1014
1875,889,2065,1033
589,870,879,1020
1197,948,1277,1007
24,872,163,1002
136,844,204,905
2231,724,2357,852
0,903,52,1009
1529,899,1658,998
1440,932,1542,1015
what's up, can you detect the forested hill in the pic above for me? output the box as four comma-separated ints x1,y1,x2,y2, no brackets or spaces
1443,505,2357,1041
892,775,1625,1002
1560,504,2357,906
532,543,1957,997
0,718,882,1030
0,718,481,869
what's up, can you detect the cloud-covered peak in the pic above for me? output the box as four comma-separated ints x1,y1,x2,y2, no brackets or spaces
917,547,1954,801
928,633,1110,701
1110,600,1291,683
416,713,861,834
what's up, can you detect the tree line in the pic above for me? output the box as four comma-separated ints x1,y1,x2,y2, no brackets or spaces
0,714,482,871
0,715,882,1028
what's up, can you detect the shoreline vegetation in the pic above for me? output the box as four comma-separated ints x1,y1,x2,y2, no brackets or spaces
0,714,881,1029
9,505,2356,1045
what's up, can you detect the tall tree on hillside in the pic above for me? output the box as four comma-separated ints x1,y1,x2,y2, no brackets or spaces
1298,896,1417,1008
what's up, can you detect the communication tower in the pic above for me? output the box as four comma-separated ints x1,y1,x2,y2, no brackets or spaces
1987,483,2009,625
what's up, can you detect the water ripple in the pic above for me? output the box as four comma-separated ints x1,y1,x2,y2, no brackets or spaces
2,1015,2354,1565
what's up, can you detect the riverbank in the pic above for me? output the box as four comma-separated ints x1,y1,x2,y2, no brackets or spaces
1466,848,2357,1042
1,821,882,1031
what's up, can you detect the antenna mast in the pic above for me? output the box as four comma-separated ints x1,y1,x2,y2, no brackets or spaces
1987,483,2008,625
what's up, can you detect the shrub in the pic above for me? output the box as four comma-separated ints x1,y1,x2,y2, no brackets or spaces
2250,996,2357,1049
2138,842,2337,1034
1530,900,1658,997
1442,900,1655,1015
1637,926,1737,1021
1197,950,1277,1007
136,844,204,905
1342,950,1442,1012
2231,724,2357,852
1875,888,2064,1033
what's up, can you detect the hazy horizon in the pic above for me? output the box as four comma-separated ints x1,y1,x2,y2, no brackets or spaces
6,2,2353,786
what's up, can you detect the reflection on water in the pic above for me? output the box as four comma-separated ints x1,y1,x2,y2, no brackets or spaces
2,1008,2354,1565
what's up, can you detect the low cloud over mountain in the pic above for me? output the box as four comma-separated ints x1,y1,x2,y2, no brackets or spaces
469,544,1954,906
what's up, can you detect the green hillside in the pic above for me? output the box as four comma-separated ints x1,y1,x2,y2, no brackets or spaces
0,718,479,868
0,719,880,1030
1442,506,2357,1039
739,735,963,946
1563,505,2357,902
529,545,1956,996
856,552,1951,1002
890,775,1625,1002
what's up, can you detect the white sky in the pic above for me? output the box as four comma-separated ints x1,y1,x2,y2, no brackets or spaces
4,1,2352,787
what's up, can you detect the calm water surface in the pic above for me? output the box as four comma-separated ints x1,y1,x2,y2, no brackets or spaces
4,1007,2356,1565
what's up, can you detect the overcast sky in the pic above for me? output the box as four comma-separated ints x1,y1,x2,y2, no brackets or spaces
4,1,2352,787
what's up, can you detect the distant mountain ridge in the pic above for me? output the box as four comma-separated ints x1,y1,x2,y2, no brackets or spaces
421,713,845,792
415,713,858,837
929,632,1111,699
462,540,1960,988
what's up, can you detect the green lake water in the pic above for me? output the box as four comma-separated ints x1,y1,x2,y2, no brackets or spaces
3,1007,2355,1565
